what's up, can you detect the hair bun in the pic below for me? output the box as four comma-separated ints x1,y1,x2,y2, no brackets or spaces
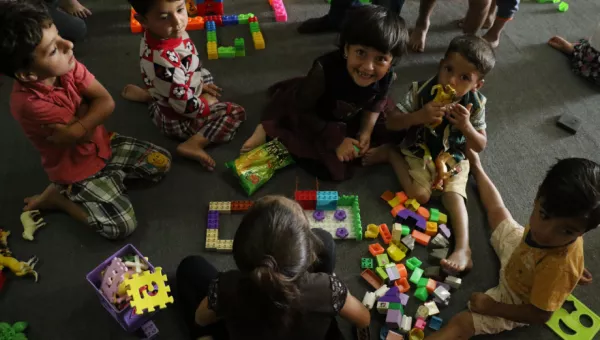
260,255,278,271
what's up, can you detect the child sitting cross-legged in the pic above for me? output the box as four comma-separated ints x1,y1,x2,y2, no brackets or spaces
0,0,171,240
426,151,594,339
123,0,246,171
176,196,370,340
366,35,495,275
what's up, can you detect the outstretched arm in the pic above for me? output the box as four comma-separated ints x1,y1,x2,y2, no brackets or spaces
469,292,552,324
339,292,371,328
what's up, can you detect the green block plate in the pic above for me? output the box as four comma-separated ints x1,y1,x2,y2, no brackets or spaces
546,294,600,340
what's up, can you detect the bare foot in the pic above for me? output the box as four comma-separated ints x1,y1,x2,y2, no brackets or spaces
482,31,500,49
409,21,430,53
457,16,494,30
241,124,266,154
548,36,575,55
122,84,153,103
362,145,391,166
24,184,66,211
176,143,216,171
441,248,473,275
60,0,92,18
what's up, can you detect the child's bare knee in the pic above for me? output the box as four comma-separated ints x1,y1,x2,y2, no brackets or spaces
449,312,476,339
414,190,431,204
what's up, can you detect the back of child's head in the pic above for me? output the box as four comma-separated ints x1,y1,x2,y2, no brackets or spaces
232,195,321,331
537,158,600,232
127,0,160,15
0,0,52,79
445,35,496,77
339,4,408,60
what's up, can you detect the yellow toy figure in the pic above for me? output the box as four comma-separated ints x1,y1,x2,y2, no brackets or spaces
21,210,46,241
186,0,198,16
427,84,456,131
432,152,454,191
0,230,39,282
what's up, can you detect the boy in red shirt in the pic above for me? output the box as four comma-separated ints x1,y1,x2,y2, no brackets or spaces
0,0,171,239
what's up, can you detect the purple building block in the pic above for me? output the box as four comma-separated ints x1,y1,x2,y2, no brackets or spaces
207,211,219,229
384,286,400,296
139,321,159,339
399,293,409,306
86,244,156,332
378,295,401,303
434,296,450,306
334,209,347,221
436,282,451,292
386,266,400,281
335,227,349,239
313,210,325,221
439,224,451,238
397,209,426,231
386,309,402,329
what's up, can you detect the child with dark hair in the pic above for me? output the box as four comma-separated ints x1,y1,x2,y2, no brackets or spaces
426,151,595,339
176,196,370,340
367,35,495,275
548,23,600,86
0,0,171,240
122,0,246,171
241,5,408,180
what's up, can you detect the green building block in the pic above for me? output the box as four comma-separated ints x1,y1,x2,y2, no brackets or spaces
249,22,260,33
376,266,389,281
410,267,424,284
234,38,245,57
415,287,429,302
338,195,356,206
248,13,255,18
546,294,600,340
361,258,373,269
418,278,429,287
429,208,440,222
376,254,390,267
401,225,410,236
389,302,403,311
558,2,568,12
218,47,235,59
238,14,249,24
206,31,217,42
406,257,423,271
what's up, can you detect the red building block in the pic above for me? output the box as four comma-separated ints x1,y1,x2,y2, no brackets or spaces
394,277,410,293
396,263,407,278
395,191,408,204
381,190,395,202
412,230,431,246
390,204,405,217
369,243,385,257
426,279,437,293
295,190,317,210
361,269,383,289
379,224,392,244
231,201,253,212
417,207,430,220
204,15,223,26
197,2,224,16
188,16,205,30
248,16,258,23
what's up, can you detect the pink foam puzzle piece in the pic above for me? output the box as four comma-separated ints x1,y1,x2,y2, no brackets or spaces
101,257,128,302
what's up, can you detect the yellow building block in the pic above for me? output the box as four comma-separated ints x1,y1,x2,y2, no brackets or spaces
205,229,219,250
364,224,380,239
126,267,174,314
387,196,401,208
252,32,265,50
425,221,438,236
438,213,448,224
404,198,420,211
387,244,406,262
392,223,403,241
216,239,233,252
209,201,230,213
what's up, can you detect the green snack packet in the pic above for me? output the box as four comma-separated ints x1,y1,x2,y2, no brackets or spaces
225,140,294,196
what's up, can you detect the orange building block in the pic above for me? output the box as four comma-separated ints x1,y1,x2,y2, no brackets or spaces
130,9,142,33
412,230,431,246
395,277,410,293
395,191,408,204
231,200,253,212
379,224,392,244
426,279,437,293
425,221,438,236
390,204,406,217
396,263,407,278
188,16,205,30
417,207,430,220
361,269,383,289
369,243,385,257
381,191,395,202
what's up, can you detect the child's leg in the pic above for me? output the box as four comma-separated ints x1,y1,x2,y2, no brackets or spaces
389,0,407,15
105,134,172,181
240,124,267,153
425,311,476,339
458,0,496,29
122,84,153,103
462,0,492,35
441,192,472,274
311,228,336,274
482,0,519,48
409,0,437,53
548,36,575,55
177,134,216,171
23,183,89,224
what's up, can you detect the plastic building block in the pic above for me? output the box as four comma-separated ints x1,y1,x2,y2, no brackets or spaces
398,292,409,306
205,229,219,250
414,287,429,302
270,0,288,22
197,2,224,16
101,257,129,302
218,46,235,59
361,269,383,289
401,225,410,236
336,227,349,239
386,264,401,281
253,32,266,50
396,263,407,278
222,15,238,26
430,234,449,248
396,192,408,204
237,13,249,24
369,243,385,256
410,267,424,284
395,277,410,293
389,302,403,311
438,224,450,239
386,330,404,340
429,248,449,264
415,317,427,330
417,277,429,288
426,279,437,294
231,200,252,212
390,204,405,217
387,196,402,208
379,224,392,244
316,191,338,211
295,190,317,210
417,207,430,220
429,208,440,222
205,15,223,26
205,20,216,31
334,209,347,221
433,286,451,301
376,266,389,281
412,230,431,246
425,221,438,236
377,301,390,314
207,211,219,229
401,235,415,250
434,295,450,307
386,309,403,329
428,316,443,331
374,285,390,298
397,209,426,231
423,266,442,279
207,42,218,60
188,16,205,30
425,301,440,316
362,291,376,309
415,305,430,319
392,223,403,241
405,257,423,270
547,294,600,340
404,198,420,211
216,239,233,252
139,320,159,339
387,244,406,262
376,253,390,267
396,242,409,254
400,315,412,334
365,224,380,239
126,267,174,315
438,213,448,224
130,9,143,33
445,276,462,289
381,190,395,201
313,210,325,221
558,2,569,12
408,328,424,340
234,38,245,57
361,258,374,269
209,201,231,213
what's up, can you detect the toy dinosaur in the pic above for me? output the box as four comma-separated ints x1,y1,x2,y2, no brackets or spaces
432,152,462,191
20,210,46,241
428,84,457,130
0,229,39,282
0,321,28,340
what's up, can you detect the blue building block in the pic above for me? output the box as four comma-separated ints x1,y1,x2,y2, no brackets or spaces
316,191,339,210
207,211,219,229
223,15,238,26
206,21,216,31
428,316,443,330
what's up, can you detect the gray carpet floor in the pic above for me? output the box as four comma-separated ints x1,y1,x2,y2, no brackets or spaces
1,0,599,339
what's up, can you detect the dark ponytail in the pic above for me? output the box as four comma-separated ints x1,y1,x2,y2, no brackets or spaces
232,196,319,332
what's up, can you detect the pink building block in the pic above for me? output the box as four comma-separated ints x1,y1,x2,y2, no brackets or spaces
271,0,288,22
415,317,426,330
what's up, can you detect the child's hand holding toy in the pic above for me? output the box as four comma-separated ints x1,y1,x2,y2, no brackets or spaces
336,137,360,162
447,103,474,133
